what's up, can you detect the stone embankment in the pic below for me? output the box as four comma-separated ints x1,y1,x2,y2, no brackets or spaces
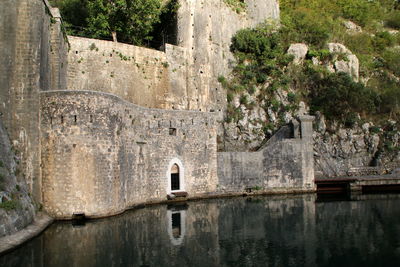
0,213,53,255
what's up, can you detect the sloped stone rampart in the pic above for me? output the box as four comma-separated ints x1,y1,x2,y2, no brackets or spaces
67,37,176,109
217,117,316,193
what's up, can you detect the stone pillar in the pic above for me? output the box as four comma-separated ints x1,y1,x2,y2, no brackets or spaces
299,115,315,142
298,115,316,189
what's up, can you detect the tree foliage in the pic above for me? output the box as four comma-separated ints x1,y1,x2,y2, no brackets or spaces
51,0,178,46
307,71,378,124
86,0,162,45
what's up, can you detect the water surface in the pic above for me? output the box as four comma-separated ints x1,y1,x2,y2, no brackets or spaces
1,194,400,267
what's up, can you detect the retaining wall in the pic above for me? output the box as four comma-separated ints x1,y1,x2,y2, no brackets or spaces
217,116,316,193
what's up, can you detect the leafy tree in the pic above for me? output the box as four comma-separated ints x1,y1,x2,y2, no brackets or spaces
149,0,180,49
50,0,89,37
52,0,164,46
86,0,162,45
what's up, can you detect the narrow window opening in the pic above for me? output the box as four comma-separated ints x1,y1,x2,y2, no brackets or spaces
90,115,93,123
169,128,177,136
74,115,77,124
60,115,64,124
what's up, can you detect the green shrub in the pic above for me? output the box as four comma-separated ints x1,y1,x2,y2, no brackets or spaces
0,160,3,168
369,126,381,134
343,32,374,55
0,200,19,211
307,49,332,61
218,75,226,83
227,92,234,103
378,77,400,117
271,98,281,112
308,71,378,124
287,92,297,103
223,0,247,13
373,31,396,52
280,10,331,47
247,86,256,95
239,95,248,105
382,48,400,76
231,27,278,58
385,11,400,29
226,104,244,123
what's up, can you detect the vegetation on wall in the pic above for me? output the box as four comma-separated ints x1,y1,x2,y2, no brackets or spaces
49,0,179,47
222,0,399,128
220,23,294,130
223,0,247,14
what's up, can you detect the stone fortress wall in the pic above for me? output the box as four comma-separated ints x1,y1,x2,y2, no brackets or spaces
1,0,317,220
66,0,280,112
40,90,218,218
0,0,68,202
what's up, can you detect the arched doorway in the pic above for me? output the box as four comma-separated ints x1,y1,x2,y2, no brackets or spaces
171,164,180,191
166,158,185,194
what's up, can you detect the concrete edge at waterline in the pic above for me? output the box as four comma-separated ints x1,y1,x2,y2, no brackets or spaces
0,213,54,256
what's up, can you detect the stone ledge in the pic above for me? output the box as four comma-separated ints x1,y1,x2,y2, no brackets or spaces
0,212,53,256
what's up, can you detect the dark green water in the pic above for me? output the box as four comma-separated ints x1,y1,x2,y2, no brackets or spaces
1,194,400,267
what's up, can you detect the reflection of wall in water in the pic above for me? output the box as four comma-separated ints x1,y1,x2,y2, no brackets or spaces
14,202,220,267
2,195,400,267
217,195,317,266
314,195,400,266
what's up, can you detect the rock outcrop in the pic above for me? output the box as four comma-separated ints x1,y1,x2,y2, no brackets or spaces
287,43,308,65
313,113,400,177
0,119,35,238
327,43,360,82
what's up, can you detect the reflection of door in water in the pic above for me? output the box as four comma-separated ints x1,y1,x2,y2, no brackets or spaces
171,213,181,238
171,164,180,191
167,209,186,245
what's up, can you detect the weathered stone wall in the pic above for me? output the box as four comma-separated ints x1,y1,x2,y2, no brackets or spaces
0,0,68,202
0,119,35,238
67,37,179,109
65,0,280,112
40,90,218,219
217,116,315,193
177,0,280,112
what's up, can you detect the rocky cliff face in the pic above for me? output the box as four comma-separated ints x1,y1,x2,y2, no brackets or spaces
222,38,400,175
314,114,400,177
0,119,35,238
